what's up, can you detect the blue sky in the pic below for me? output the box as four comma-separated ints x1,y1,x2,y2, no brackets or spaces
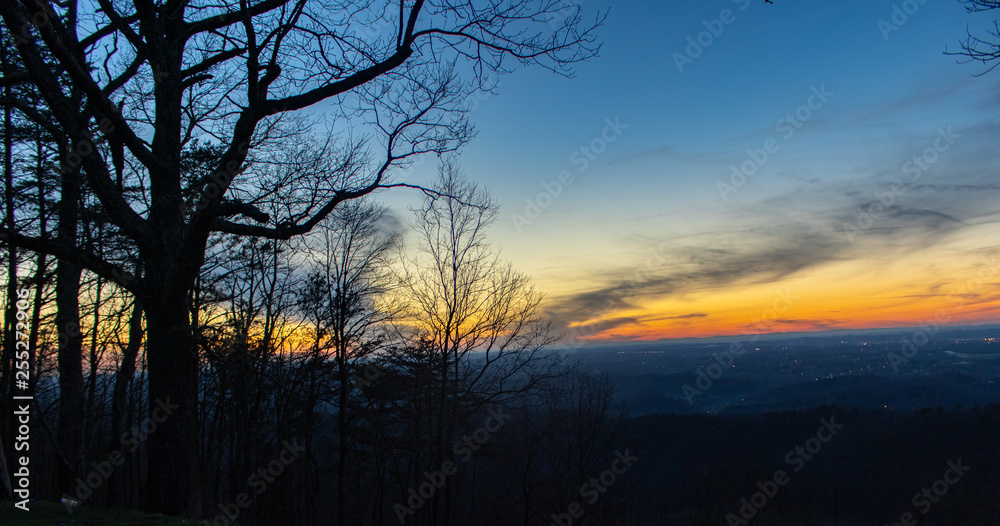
381,0,1000,341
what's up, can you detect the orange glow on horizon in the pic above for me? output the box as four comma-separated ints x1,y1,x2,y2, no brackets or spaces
542,242,1000,343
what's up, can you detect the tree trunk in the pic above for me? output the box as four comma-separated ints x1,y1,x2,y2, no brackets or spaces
140,34,205,515
55,262,84,490
1,54,17,484
28,138,49,394
107,294,142,507
143,291,201,517
55,157,84,495
85,271,103,447
338,350,349,526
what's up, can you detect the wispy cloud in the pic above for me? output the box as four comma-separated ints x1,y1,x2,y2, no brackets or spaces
545,153,1000,334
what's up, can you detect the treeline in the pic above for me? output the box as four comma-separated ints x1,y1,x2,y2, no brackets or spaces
0,4,626,520
0,0,604,517
627,405,1000,525
0,95,633,523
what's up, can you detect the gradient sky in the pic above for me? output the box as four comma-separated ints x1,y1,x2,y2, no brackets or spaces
382,0,1000,342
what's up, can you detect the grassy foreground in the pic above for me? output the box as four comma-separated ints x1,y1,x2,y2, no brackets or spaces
0,501,207,525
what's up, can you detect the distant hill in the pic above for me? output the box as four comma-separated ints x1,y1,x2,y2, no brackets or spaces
564,325,1000,416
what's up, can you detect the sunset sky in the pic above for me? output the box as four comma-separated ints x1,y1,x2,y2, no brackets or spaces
384,0,1000,342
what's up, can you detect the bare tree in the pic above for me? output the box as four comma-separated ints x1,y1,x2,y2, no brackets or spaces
949,0,1000,73
297,199,401,524
0,0,601,515
395,162,559,526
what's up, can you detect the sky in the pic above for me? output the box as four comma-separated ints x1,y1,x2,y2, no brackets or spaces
383,0,1000,343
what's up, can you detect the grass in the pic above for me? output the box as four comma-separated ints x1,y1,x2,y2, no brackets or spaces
0,501,209,525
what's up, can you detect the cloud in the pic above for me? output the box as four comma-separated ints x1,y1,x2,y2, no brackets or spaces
540,79,1000,340
545,159,1000,335
644,313,709,321
565,316,643,338
848,73,984,126
546,221,852,330
603,143,735,169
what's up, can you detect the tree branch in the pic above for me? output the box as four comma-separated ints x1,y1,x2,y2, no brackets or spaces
1,230,140,293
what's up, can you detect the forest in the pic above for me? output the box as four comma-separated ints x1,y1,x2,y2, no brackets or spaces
2,0,1000,525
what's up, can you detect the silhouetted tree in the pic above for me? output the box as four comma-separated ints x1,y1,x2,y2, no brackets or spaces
950,0,1000,72
297,200,401,524
391,164,559,526
0,0,601,514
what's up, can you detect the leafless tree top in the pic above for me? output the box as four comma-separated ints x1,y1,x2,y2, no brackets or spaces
0,0,602,292
949,0,1000,74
